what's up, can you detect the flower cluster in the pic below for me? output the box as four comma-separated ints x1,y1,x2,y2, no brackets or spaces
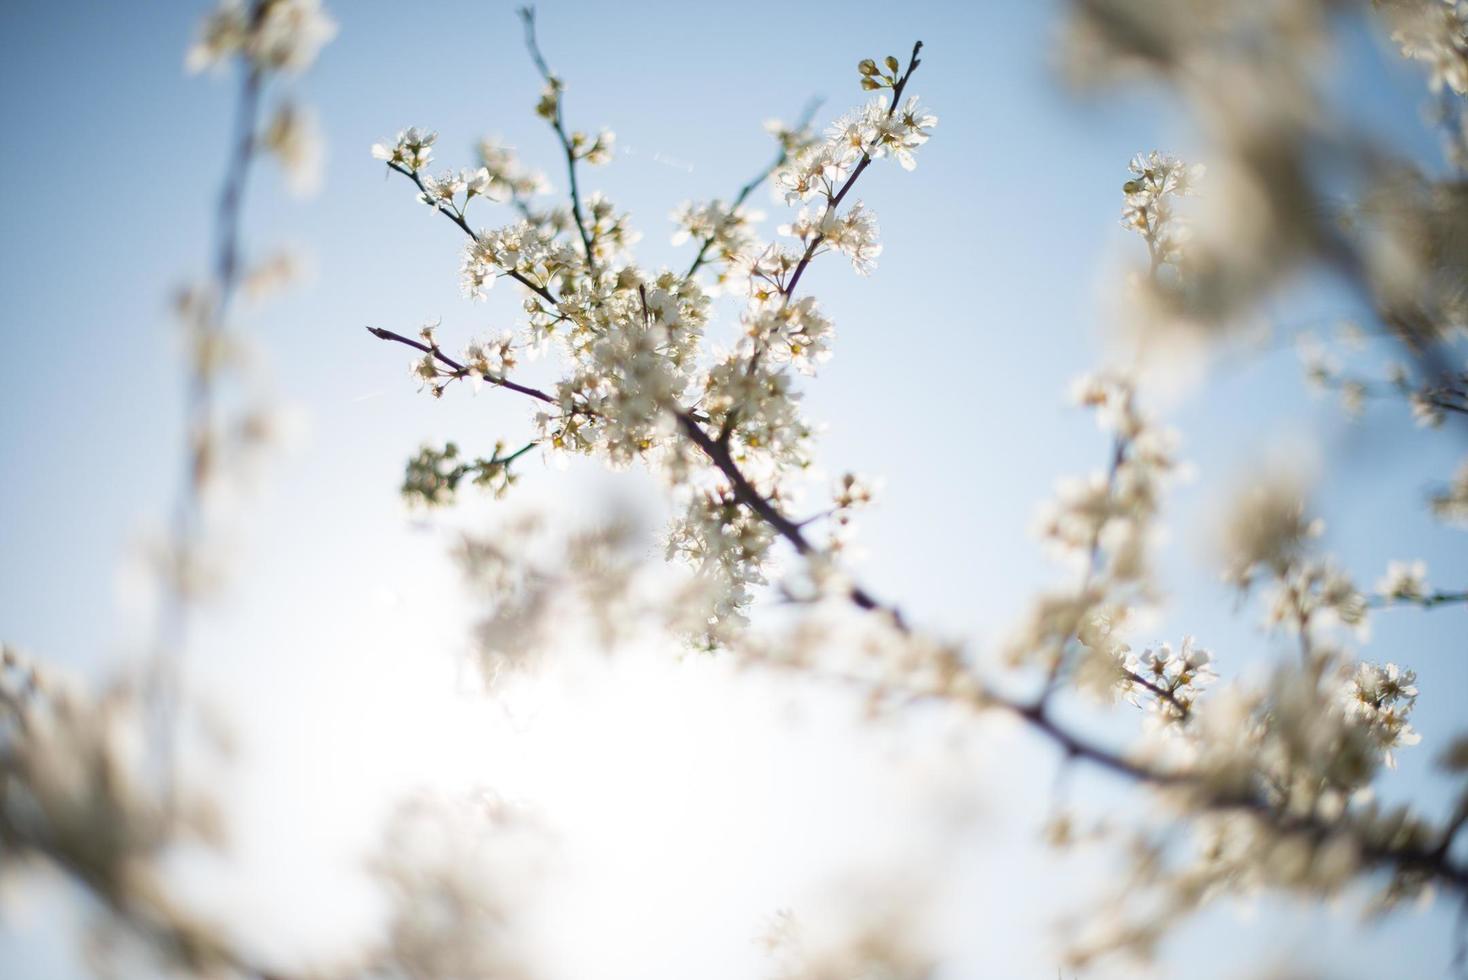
1007,372,1181,693
1121,151,1202,272
570,128,615,165
455,512,654,672
415,167,502,212
778,93,937,205
1298,334,1468,426
363,795,544,980
580,192,641,264
261,101,322,196
1386,0,1468,95
738,296,836,374
827,95,938,173
1341,661,1422,765
780,200,883,275
1263,558,1368,637
1122,636,1214,725
370,40,935,634
476,139,552,203
372,127,437,173
0,648,235,974
826,472,876,554
1217,470,1322,590
460,220,580,299
666,489,777,634
401,440,527,507
1376,559,1429,600
186,0,337,74
1060,643,1434,969
671,199,764,268
1431,458,1468,524
761,899,935,980
462,331,517,384
763,116,823,158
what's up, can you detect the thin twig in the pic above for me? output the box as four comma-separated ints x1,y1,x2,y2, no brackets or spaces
1367,589,1468,610
685,96,823,280
519,6,599,276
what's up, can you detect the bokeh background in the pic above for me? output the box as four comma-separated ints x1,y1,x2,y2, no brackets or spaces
1,1,1464,976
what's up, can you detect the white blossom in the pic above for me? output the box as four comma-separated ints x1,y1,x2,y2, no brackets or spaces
1376,559,1429,600
187,0,337,74
261,101,323,197
1388,0,1468,95
372,127,437,172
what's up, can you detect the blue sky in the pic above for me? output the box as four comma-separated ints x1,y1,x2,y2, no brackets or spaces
1,1,1465,977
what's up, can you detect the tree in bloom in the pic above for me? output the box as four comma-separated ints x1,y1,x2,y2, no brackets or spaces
1,2,1466,979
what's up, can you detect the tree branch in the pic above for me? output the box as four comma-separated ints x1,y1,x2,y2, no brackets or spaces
361,29,1468,906
365,326,557,405
781,41,922,305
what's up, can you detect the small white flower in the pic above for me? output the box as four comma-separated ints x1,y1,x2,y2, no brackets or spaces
1376,560,1428,601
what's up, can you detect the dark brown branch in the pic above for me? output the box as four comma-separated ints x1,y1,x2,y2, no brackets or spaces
674,410,901,623
365,326,557,405
1009,691,1467,889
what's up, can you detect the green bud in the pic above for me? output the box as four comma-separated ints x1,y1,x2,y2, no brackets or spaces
884,55,900,73
858,58,878,75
